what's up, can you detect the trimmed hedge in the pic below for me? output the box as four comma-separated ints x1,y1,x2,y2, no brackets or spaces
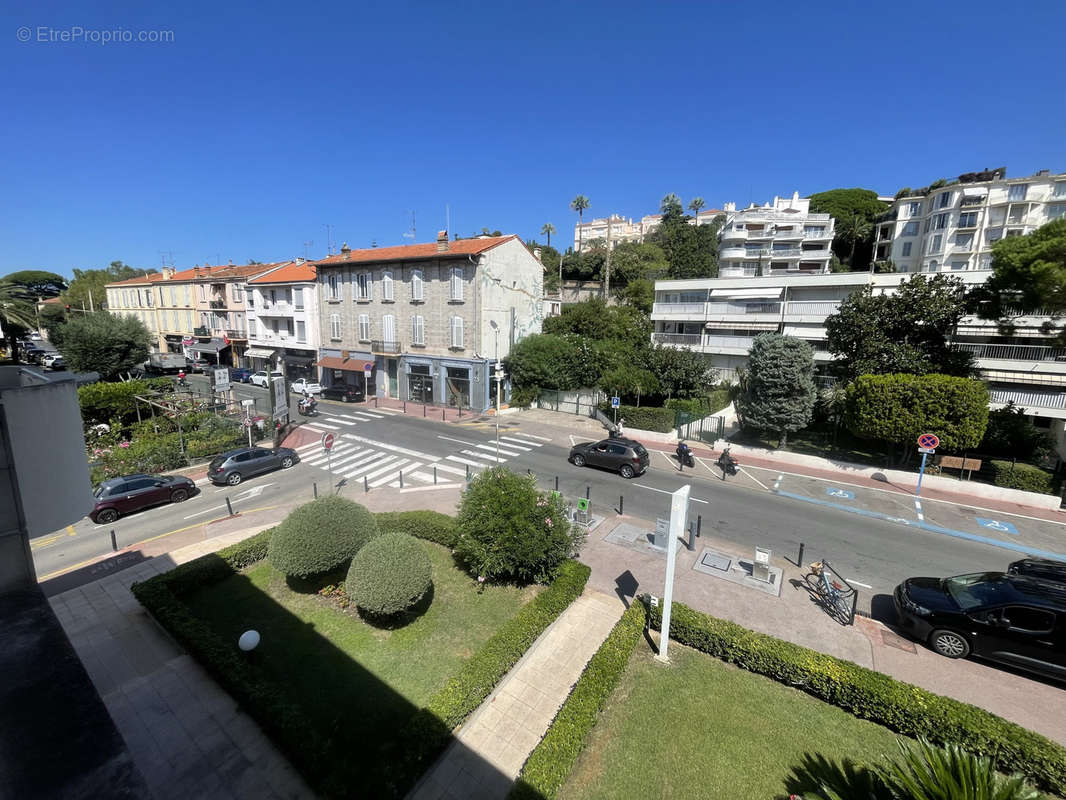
392,560,592,788
988,460,1055,495
596,403,675,433
374,510,458,548
346,532,433,617
510,600,646,800
644,598,1066,793
268,496,379,578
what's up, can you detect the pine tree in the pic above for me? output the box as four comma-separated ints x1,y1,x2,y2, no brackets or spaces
737,333,816,448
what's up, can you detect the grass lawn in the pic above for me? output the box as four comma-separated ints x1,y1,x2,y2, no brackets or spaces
183,540,535,792
558,641,903,800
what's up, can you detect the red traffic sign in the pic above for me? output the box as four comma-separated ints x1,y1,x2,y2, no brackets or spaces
917,433,940,450
321,432,335,451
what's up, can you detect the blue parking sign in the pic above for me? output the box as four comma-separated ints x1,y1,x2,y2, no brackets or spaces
611,396,620,408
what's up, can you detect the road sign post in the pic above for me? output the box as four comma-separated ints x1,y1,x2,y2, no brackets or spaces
363,362,373,399
915,433,939,497
322,432,335,486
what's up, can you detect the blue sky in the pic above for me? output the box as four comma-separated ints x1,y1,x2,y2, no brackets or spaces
2,0,1064,277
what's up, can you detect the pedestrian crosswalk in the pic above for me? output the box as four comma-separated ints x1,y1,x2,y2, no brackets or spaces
293,430,550,488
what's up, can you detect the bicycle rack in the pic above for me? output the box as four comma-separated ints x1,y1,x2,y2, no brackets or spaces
809,559,858,626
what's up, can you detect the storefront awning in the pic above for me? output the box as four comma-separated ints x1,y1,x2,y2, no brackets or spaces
318,356,362,371
709,287,784,300
191,338,230,354
245,347,276,359
782,325,828,339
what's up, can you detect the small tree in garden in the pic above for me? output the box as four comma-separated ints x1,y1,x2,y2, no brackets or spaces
346,532,432,618
269,496,379,579
736,333,816,448
456,467,584,583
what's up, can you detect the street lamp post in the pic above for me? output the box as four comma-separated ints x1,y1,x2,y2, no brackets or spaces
490,321,501,463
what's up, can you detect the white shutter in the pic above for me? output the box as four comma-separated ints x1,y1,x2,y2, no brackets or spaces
411,270,423,301
411,315,424,345
330,313,340,339
450,267,463,301
359,314,370,341
382,314,395,343
451,316,463,348
383,271,394,301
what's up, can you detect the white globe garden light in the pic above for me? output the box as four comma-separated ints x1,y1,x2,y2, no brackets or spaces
238,630,260,651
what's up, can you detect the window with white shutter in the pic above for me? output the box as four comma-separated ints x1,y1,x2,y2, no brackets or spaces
358,314,370,341
411,315,425,345
450,316,464,348
382,271,394,301
294,287,304,310
411,270,424,302
328,273,339,300
357,273,372,301
450,267,463,301
330,313,341,340
382,314,396,344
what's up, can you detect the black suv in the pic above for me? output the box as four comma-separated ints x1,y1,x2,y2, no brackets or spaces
208,446,300,486
894,571,1066,681
321,384,365,403
1008,557,1066,585
568,437,649,479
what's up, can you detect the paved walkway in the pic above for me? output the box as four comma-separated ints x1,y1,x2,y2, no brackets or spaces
48,528,313,800
409,590,624,800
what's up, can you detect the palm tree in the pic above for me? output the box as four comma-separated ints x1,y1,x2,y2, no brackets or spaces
570,196,590,252
837,213,872,266
0,281,37,362
660,193,682,214
689,196,705,220
540,222,556,248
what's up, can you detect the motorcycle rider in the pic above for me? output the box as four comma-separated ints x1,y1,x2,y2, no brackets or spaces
716,446,738,478
675,439,694,468
177,369,187,387
299,391,317,415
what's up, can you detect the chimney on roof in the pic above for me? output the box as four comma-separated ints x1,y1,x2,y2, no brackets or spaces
162,267,174,280
340,242,351,261
437,230,449,252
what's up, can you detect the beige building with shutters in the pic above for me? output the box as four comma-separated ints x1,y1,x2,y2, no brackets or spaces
313,232,544,411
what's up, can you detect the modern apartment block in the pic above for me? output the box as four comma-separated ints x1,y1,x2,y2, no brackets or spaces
717,192,836,278
245,260,320,380
651,268,1066,448
873,169,1066,274
314,232,543,411
573,208,723,251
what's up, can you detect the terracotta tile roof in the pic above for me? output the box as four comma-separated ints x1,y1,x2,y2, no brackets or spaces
315,235,516,267
106,272,164,287
40,296,64,304
249,261,317,284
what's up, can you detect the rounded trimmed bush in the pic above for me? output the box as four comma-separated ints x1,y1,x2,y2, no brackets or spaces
268,496,379,578
345,532,432,617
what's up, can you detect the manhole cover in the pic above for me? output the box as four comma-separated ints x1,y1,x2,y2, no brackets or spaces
700,552,731,571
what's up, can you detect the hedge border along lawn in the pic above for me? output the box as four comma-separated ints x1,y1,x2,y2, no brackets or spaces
644,598,1066,794
131,518,590,799
509,600,646,800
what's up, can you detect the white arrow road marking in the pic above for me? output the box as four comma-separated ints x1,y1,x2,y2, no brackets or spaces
234,483,272,500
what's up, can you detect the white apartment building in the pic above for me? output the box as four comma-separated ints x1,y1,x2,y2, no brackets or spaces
244,261,320,381
873,168,1066,274
717,192,836,278
651,269,1066,448
573,208,723,251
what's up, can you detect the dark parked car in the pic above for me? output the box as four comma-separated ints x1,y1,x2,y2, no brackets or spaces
229,367,255,383
208,446,300,486
568,437,649,479
321,384,365,403
1009,558,1066,585
894,571,1066,681
91,473,197,523
48,357,67,370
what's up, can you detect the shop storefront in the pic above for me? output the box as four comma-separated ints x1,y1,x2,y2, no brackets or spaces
281,349,316,381
244,347,278,372
185,338,231,367
164,334,186,354
317,350,376,396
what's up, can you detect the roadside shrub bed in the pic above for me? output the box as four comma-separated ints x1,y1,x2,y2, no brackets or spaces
988,459,1055,495
596,403,674,433
393,560,591,786
346,532,433,617
510,600,646,800
374,510,458,548
268,496,379,578
644,598,1066,793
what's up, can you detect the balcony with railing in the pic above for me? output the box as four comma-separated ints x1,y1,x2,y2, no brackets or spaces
957,343,1066,362
371,340,402,355
720,227,748,242
705,301,782,315
703,334,756,351
256,302,294,316
651,332,702,346
223,329,247,340
651,302,706,317
193,326,209,337
989,387,1066,410
785,300,841,316
208,300,226,309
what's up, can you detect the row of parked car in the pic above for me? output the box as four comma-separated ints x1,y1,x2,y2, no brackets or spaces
18,336,66,370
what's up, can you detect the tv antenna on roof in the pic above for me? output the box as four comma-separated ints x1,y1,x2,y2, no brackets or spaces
323,224,334,256
303,240,314,260
157,250,175,267
403,211,416,241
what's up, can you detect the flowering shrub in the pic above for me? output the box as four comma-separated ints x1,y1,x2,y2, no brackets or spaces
455,467,585,583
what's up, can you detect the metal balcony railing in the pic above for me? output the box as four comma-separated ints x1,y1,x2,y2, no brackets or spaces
652,302,705,316
193,327,209,337
989,388,1066,409
371,339,402,354
785,301,841,315
224,329,247,340
956,343,1066,362
651,332,701,346
208,300,226,309
703,335,756,350
705,302,782,315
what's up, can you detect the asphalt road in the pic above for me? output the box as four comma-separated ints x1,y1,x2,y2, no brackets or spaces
31,386,1053,609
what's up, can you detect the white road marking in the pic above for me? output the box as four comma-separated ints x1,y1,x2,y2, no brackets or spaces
434,463,468,476
357,411,386,419
364,458,411,483
341,433,439,461
462,449,505,463
194,478,211,486
569,434,597,447
438,434,484,448
410,471,436,483
509,432,552,442
446,455,486,468
738,468,770,492
367,407,400,415
399,483,463,493
372,461,422,488
694,456,718,475
472,443,522,457
656,450,680,470
324,416,357,426
328,448,371,469
183,503,228,520
295,441,323,454
342,454,398,478
632,484,709,504
498,437,535,450
847,579,874,589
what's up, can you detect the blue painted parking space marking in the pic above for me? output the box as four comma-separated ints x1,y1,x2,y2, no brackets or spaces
825,487,854,500
975,517,1018,535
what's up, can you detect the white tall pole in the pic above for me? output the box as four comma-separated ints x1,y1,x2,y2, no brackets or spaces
657,484,691,662
494,328,501,463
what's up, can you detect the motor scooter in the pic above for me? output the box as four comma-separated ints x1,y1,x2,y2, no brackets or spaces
297,398,318,417
717,447,739,477
675,440,695,468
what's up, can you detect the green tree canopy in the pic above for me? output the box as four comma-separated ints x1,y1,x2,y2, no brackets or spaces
542,298,651,353
646,202,721,279
736,333,816,447
50,311,151,379
825,274,975,381
645,345,714,399
504,334,579,391
808,188,889,269
845,373,989,465
2,270,68,298
969,219,1066,341
608,241,669,289
617,278,654,314
0,280,37,348
65,261,153,311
